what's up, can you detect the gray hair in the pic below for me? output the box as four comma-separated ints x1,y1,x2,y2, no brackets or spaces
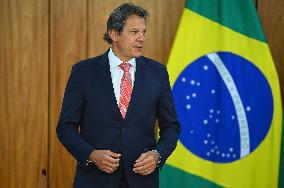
103,3,149,44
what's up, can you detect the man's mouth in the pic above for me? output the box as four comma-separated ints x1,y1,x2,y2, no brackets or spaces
134,46,143,50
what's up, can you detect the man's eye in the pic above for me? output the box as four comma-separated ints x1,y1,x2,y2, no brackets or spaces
131,31,138,34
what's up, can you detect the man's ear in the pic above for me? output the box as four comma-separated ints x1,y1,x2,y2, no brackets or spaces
109,30,119,42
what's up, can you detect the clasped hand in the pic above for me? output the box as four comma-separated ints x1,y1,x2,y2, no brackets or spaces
89,150,121,174
133,150,159,175
89,150,159,175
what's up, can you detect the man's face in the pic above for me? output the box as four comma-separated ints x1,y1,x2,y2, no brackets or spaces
110,15,147,61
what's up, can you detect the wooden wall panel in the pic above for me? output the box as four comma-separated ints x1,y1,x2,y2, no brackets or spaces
49,0,87,187
0,0,48,187
87,0,131,58
258,0,284,102
87,0,185,64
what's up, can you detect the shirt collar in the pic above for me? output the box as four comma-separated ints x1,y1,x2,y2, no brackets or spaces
108,48,136,69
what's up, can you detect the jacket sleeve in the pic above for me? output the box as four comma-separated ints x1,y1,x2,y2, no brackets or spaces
155,65,181,168
56,64,95,167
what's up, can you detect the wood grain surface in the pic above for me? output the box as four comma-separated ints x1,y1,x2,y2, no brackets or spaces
258,0,284,99
49,0,87,187
0,0,48,187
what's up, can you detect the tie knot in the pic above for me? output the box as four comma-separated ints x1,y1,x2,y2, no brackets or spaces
119,62,132,73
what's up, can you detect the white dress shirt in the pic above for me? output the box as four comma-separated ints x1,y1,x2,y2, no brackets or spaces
108,48,136,106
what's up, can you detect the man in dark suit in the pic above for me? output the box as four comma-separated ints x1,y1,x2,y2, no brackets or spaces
57,3,180,188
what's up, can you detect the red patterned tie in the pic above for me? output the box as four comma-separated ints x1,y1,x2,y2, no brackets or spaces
119,62,133,119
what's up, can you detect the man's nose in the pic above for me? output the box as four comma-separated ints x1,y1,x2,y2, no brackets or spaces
137,32,145,42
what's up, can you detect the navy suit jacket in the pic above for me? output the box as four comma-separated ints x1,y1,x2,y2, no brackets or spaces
57,50,180,188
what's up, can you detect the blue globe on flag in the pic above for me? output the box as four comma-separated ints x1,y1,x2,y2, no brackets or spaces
173,52,273,163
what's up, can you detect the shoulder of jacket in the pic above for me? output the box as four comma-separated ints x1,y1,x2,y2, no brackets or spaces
139,56,166,70
72,53,107,72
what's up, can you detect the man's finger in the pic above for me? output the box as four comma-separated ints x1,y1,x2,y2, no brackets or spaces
104,159,120,169
134,155,152,168
106,150,121,158
137,166,155,176
133,161,152,172
105,155,120,164
135,153,147,163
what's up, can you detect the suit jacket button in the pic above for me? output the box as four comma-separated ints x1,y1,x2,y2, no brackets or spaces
121,128,126,133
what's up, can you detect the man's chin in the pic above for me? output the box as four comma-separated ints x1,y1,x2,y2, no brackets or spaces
133,51,142,58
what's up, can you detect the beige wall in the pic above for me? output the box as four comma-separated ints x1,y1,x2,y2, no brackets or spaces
1,0,283,187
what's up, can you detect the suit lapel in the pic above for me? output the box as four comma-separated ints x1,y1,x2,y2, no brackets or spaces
97,50,122,119
97,51,145,120
125,57,145,120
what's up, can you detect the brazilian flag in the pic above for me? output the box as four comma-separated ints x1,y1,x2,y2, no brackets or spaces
160,0,283,187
